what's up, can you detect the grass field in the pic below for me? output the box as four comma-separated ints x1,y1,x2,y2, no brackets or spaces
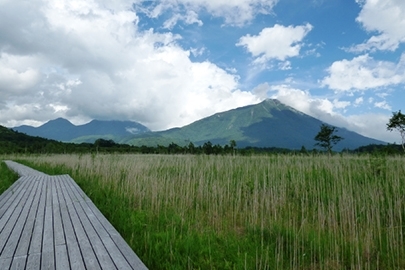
3,153,405,269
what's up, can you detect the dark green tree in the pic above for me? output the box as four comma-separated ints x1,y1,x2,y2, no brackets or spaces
229,140,237,155
202,141,213,155
314,124,343,154
387,110,405,153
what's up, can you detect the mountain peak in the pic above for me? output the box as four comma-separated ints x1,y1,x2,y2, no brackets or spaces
127,99,385,150
43,117,74,126
13,118,150,143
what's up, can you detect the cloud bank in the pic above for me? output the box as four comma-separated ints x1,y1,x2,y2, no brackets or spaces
0,0,261,130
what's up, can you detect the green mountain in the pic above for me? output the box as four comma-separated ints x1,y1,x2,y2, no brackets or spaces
12,118,150,143
126,99,385,150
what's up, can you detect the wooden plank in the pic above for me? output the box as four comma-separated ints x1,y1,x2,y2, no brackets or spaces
0,177,30,228
10,255,27,270
0,176,39,260
41,251,55,270
41,205,55,266
0,258,12,269
61,175,118,268
75,184,147,269
59,175,101,269
77,239,102,270
73,200,116,269
110,232,148,269
55,244,70,270
63,176,131,269
26,253,41,270
28,176,47,255
42,178,54,267
0,176,37,257
14,178,43,257
66,241,86,269
53,176,65,246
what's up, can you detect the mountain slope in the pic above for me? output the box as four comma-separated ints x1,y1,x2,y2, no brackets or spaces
127,99,385,150
13,118,150,143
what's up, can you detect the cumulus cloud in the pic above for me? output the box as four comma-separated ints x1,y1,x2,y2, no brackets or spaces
351,0,405,52
139,0,278,26
266,83,396,142
236,23,313,64
374,101,392,111
322,54,405,91
0,0,260,130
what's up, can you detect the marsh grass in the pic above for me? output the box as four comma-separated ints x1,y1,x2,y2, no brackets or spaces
12,154,405,269
0,161,19,194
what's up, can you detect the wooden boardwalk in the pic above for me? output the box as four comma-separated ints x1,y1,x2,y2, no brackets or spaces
0,161,148,269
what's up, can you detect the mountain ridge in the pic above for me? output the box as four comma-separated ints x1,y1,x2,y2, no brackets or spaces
12,118,150,143
11,99,386,150
125,99,385,150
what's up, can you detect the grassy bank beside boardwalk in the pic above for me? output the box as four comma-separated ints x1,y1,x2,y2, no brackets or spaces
8,154,405,269
0,161,20,194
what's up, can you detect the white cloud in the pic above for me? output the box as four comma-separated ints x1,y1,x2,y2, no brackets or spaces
374,101,392,111
354,97,364,106
278,61,292,70
236,23,313,63
139,0,278,26
163,10,203,29
267,83,396,142
0,54,41,94
322,54,405,91
0,0,260,130
351,0,405,52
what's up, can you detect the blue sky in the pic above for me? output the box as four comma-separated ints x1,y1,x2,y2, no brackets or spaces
0,0,404,143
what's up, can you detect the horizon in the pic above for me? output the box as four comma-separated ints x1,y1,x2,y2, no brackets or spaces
7,99,390,143
1,0,404,143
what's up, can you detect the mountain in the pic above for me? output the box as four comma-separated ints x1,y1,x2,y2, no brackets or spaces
126,99,385,150
13,118,150,143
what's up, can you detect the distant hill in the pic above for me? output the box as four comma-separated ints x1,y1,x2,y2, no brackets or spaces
13,118,150,143
0,124,64,154
126,99,385,151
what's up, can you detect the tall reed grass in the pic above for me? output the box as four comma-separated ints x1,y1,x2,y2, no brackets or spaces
11,153,405,269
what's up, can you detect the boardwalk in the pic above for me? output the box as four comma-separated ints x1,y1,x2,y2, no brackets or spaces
0,161,148,269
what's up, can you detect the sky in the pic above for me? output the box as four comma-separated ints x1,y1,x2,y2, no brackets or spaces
1,0,404,143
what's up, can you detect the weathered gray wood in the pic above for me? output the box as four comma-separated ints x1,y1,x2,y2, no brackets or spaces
41,251,55,270
0,176,31,229
55,244,70,270
4,160,48,177
10,255,26,270
66,241,86,269
0,258,12,269
0,161,148,270
28,176,47,255
52,177,65,247
26,253,41,270
0,177,36,257
74,201,117,269
0,176,39,260
59,175,102,269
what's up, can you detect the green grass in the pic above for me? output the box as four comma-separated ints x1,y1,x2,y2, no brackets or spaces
0,161,20,195
13,154,405,269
